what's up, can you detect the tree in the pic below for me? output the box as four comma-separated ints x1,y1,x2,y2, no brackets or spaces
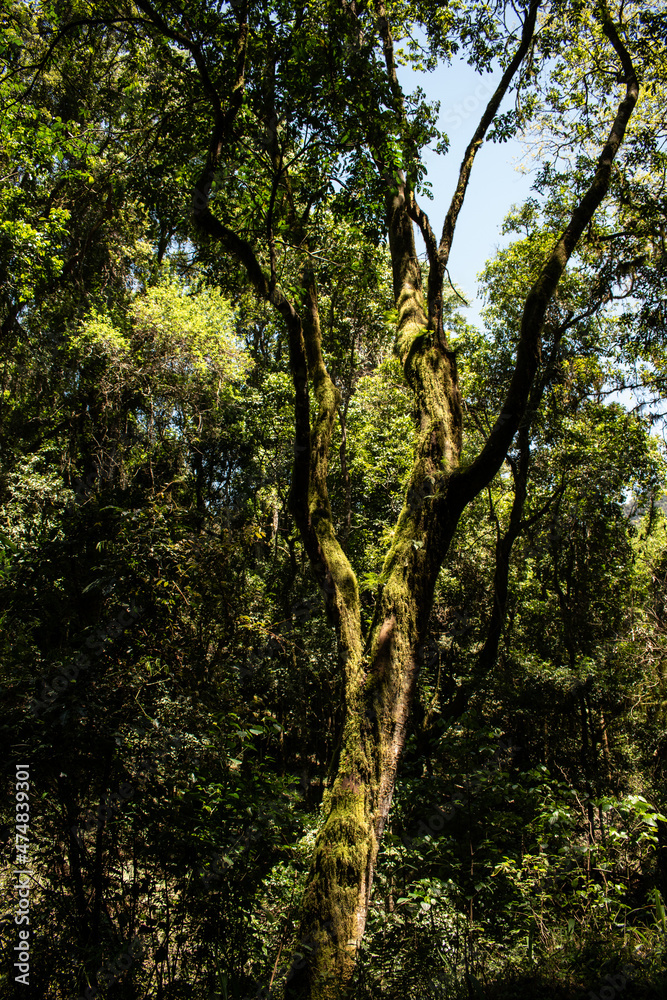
2,1,661,997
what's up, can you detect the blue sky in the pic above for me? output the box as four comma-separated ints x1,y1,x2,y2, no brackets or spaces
398,55,657,424
398,55,535,328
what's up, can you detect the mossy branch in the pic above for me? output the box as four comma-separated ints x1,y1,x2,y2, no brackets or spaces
454,7,639,508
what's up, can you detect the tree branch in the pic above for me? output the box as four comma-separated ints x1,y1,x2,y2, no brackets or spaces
453,7,638,508
426,0,540,340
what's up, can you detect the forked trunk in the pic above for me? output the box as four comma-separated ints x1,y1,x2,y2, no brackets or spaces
179,0,638,993
284,514,463,999
282,9,638,987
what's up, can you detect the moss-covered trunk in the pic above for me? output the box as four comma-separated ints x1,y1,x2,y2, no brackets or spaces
283,572,460,1000
282,8,637,990
176,0,638,993
284,268,467,997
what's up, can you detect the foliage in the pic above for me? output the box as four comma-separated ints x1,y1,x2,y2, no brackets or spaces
2,1,667,999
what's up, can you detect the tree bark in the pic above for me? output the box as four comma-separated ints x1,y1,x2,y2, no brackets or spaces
12,2,643,998
140,0,639,993
283,9,638,994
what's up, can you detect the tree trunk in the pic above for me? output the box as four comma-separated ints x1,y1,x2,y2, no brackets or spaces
176,0,638,992
282,14,638,989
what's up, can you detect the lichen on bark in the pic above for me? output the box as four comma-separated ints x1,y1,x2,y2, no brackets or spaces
178,1,639,994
